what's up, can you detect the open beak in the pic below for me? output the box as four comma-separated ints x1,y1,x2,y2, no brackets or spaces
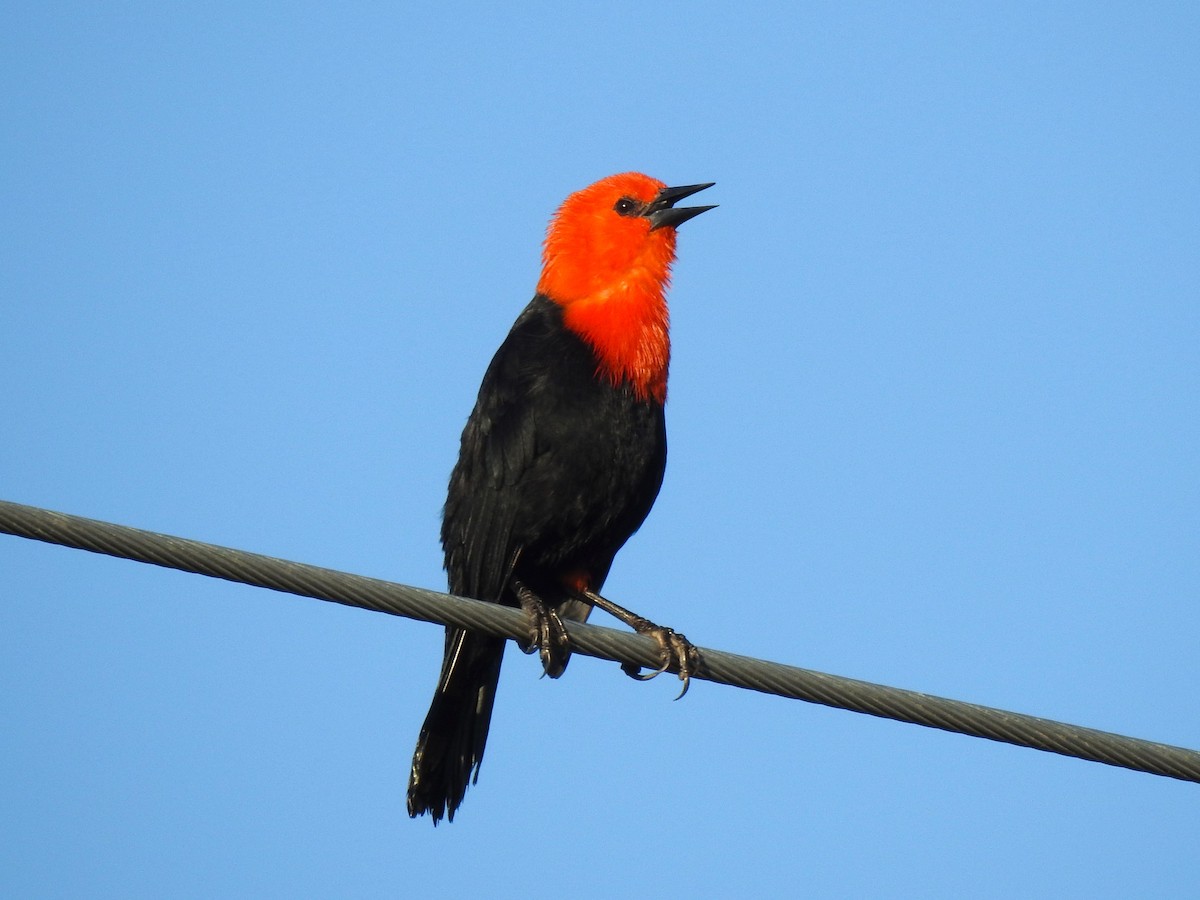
645,182,717,231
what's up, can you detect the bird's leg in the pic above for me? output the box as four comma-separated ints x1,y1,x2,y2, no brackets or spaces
576,590,701,699
511,578,571,678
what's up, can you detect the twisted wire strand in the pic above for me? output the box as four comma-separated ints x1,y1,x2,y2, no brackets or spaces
2,499,1197,784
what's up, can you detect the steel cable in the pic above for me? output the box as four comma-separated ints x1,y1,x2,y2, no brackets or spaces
2,498,1198,784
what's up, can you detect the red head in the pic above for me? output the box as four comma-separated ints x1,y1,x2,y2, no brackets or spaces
536,172,714,404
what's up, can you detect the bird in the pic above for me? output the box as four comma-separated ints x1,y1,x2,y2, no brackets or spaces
407,172,715,824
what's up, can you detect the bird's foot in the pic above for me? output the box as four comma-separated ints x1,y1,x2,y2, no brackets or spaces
512,579,571,678
620,616,701,699
579,590,701,699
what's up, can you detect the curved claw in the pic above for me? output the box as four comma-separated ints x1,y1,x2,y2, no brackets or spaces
666,630,698,700
621,656,672,682
513,579,571,678
534,606,570,678
624,622,701,698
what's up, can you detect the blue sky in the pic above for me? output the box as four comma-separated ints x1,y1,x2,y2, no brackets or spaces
3,3,1198,896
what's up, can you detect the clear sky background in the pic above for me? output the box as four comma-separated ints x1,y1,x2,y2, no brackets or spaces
3,3,1198,897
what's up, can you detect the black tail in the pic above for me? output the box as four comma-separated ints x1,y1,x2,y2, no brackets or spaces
406,628,506,823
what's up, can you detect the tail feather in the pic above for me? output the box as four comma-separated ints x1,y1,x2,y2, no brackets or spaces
406,629,506,823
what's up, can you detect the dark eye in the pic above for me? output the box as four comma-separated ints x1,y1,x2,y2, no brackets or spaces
613,197,639,216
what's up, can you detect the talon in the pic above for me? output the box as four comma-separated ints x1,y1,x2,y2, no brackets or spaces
621,655,671,682
631,621,700,697
513,579,571,677
669,631,699,699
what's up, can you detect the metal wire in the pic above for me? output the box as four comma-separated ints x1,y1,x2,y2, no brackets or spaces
3,498,1198,784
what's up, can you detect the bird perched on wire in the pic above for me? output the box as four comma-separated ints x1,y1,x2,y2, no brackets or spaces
407,172,716,824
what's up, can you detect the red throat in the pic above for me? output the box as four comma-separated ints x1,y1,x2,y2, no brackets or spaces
536,173,677,405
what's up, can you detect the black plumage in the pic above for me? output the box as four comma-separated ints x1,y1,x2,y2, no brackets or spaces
406,294,666,823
